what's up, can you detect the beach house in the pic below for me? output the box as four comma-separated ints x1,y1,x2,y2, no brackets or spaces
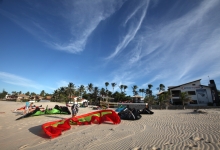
168,79,219,105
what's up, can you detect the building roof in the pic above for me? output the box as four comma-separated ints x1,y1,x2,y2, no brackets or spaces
17,94,29,97
132,95,143,98
168,79,201,90
101,96,114,99
17,94,30,98
157,91,167,95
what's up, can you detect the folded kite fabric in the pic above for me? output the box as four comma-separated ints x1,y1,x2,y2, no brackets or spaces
42,109,121,138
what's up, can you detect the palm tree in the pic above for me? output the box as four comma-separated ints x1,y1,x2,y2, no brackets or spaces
87,83,93,93
25,91,30,96
146,84,153,97
105,82,109,91
145,95,156,110
100,88,106,97
158,91,170,109
132,85,138,96
111,83,117,93
79,85,85,97
146,89,150,97
119,85,124,93
12,91,17,96
67,82,75,102
158,93,165,109
123,85,128,93
108,91,112,97
139,89,145,97
157,84,165,92
180,92,191,109
148,84,153,94
40,90,45,97
52,90,58,102
60,87,66,102
93,87,99,105
163,91,171,109
87,83,93,104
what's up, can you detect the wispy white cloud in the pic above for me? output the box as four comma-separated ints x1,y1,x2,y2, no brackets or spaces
123,4,142,26
0,72,56,93
53,0,125,53
106,0,150,60
109,0,220,91
0,0,125,54
0,72,40,89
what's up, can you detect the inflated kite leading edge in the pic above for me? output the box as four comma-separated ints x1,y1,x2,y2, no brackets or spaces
42,109,121,138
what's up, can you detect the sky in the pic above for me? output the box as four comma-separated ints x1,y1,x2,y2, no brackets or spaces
0,0,220,96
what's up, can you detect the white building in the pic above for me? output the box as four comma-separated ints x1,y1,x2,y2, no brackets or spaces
132,95,144,103
168,79,213,105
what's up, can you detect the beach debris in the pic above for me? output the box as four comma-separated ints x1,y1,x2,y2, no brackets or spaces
185,143,198,148
151,146,160,150
19,144,29,149
190,136,204,141
193,109,207,114
109,128,114,131
164,142,173,145
205,140,211,143
131,147,141,150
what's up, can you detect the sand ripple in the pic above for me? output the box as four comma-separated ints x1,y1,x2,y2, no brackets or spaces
0,102,220,150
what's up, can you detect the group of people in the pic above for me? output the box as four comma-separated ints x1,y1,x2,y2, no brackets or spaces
11,100,45,115
23,100,33,115
22,100,79,117
23,100,45,115
12,100,79,117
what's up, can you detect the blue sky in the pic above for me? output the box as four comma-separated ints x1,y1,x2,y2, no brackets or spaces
0,0,220,96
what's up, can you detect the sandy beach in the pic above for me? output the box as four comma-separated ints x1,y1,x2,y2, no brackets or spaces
0,101,220,150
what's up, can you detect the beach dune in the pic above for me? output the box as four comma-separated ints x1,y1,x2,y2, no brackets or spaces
0,101,220,150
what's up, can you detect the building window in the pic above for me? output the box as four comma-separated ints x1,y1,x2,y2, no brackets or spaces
192,84,196,86
171,90,181,97
172,99,182,105
188,91,196,95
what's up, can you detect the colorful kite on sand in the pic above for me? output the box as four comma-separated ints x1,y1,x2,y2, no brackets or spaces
16,105,71,120
42,109,121,138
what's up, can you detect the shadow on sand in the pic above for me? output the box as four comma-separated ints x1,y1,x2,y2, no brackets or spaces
44,115,66,119
29,125,49,138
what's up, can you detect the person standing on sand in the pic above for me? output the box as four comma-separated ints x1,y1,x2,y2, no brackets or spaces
71,102,79,117
145,103,148,109
23,100,30,115
27,102,35,113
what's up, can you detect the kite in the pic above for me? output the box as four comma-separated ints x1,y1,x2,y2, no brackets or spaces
115,105,126,112
139,108,154,114
118,108,142,120
12,105,43,112
42,109,121,138
16,105,71,120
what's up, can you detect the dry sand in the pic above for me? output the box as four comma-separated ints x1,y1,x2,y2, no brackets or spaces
0,101,220,150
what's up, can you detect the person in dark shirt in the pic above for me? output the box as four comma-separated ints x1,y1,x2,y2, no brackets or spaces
71,102,79,117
